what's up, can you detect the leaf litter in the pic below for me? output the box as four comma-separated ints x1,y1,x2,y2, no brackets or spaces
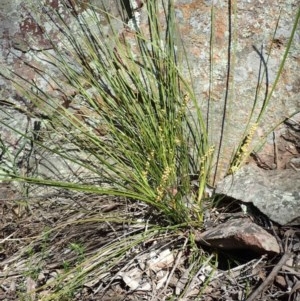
0,179,300,300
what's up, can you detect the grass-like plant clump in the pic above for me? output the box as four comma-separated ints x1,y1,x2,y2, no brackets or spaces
2,0,213,225
0,0,299,299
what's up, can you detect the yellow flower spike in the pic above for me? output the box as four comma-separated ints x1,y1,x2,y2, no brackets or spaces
155,165,172,202
142,150,155,182
183,93,189,104
229,123,258,174
174,137,181,145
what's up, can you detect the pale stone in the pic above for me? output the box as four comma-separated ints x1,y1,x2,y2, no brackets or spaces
216,165,300,226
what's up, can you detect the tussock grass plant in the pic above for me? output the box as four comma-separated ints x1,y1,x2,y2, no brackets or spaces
1,0,212,225
0,0,299,299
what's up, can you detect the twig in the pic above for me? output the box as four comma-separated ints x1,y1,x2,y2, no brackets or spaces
288,281,300,301
161,237,188,293
212,255,267,280
273,131,278,169
290,162,300,171
245,252,291,301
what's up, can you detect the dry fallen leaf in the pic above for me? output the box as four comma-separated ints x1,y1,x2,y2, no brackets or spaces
26,277,36,300
147,249,174,273
118,268,142,291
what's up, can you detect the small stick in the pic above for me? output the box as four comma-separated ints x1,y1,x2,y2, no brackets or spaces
290,162,300,171
273,131,278,169
245,252,291,301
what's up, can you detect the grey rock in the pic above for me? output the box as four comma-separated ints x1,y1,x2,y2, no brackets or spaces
0,0,299,183
216,165,300,226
